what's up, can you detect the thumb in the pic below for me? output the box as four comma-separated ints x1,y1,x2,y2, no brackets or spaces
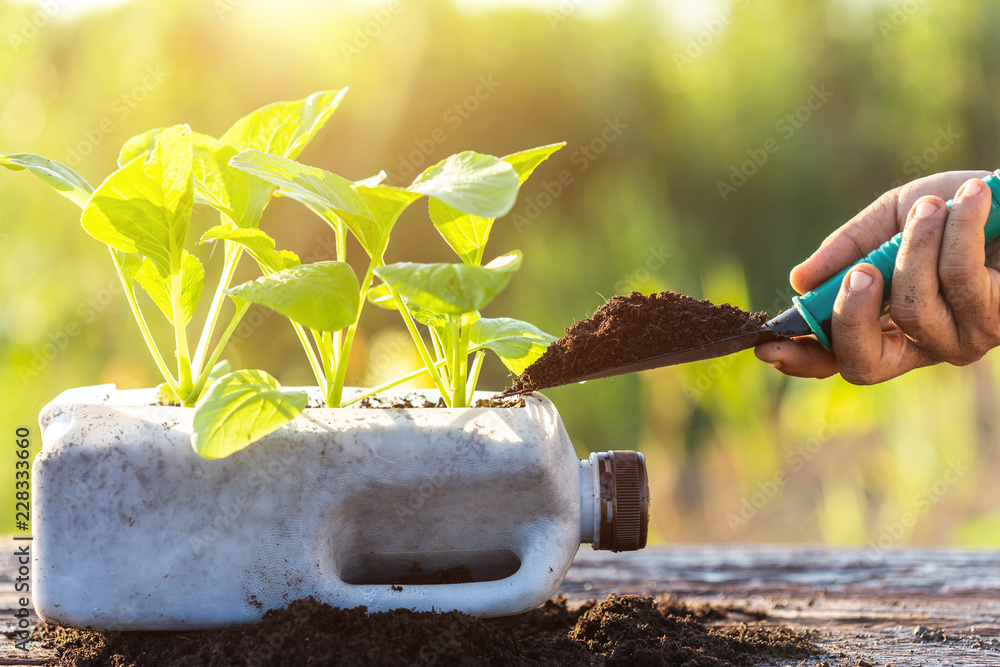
831,264,925,384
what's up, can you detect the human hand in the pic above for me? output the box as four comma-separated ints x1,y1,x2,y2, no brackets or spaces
755,170,1000,384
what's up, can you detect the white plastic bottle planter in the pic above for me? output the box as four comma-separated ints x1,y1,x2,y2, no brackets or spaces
33,384,649,630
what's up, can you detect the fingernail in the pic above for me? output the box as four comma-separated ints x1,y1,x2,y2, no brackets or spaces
913,200,938,218
754,344,783,364
848,268,873,292
959,179,983,199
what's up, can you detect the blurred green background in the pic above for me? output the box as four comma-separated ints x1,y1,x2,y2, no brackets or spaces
2,0,1000,547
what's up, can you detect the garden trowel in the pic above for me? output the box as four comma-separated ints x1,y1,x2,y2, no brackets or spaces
522,169,1000,390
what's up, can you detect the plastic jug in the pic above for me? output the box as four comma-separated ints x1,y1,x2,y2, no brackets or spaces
33,384,649,629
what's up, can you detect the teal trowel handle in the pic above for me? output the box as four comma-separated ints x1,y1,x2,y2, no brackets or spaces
793,169,1000,349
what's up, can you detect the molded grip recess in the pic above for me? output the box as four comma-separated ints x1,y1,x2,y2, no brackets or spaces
794,169,1000,348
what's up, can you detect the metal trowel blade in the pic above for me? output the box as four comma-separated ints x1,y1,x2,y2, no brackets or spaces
506,306,811,393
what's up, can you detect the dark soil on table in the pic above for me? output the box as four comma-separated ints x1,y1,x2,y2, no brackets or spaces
35,594,819,667
505,291,768,395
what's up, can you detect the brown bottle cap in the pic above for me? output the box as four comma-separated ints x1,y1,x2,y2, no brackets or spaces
595,450,649,552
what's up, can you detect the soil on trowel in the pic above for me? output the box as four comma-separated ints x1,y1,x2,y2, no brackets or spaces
505,291,768,394
34,594,820,666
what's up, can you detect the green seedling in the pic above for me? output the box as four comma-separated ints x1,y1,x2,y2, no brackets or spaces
4,87,565,459
368,143,565,407
230,144,562,409
2,90,346,458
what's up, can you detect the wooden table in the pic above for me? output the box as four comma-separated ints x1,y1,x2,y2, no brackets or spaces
2,543,998,666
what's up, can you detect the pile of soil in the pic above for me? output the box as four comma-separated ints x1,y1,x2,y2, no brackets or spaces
506,291,768,394
34,594,819,666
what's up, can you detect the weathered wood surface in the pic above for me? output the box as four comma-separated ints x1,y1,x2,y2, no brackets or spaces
1,542,998,666
566,546,1000,666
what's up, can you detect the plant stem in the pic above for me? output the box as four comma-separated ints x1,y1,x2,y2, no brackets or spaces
328,261,375,408
189,300,250,401
292,321,327,398
192,242,243,375
466,350,485,399
429,326,444,360
332,221,346,371
315,329,337,406
335,219,347,263
332,329,342,368
428,327,452,397
170,269,195,404
110,248,181,397
451,316,470,408
340,357,450,407
388,286,451,403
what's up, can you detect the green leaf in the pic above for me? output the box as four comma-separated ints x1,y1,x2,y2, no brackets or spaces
207,359,232,383
134,251,205,324
368,284,478,328
427,200,492,265
200,224,300,273
191,134,240,215
374,250,522,315
192,369,307,460
427,144,564,265
221,89,347,160
409,152,519,218
0,153,94,208
226,261,360,332
82,124,194,275
215,89,347,227
366,283,398,311
118,128,159,167
351,183,424,256
501,142,566,185
469,317,557,375
230,151,420,259
119,91,346,229
115,250,144,285
120,130,241,221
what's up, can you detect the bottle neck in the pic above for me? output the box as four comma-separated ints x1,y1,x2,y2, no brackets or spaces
578,451,649,552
